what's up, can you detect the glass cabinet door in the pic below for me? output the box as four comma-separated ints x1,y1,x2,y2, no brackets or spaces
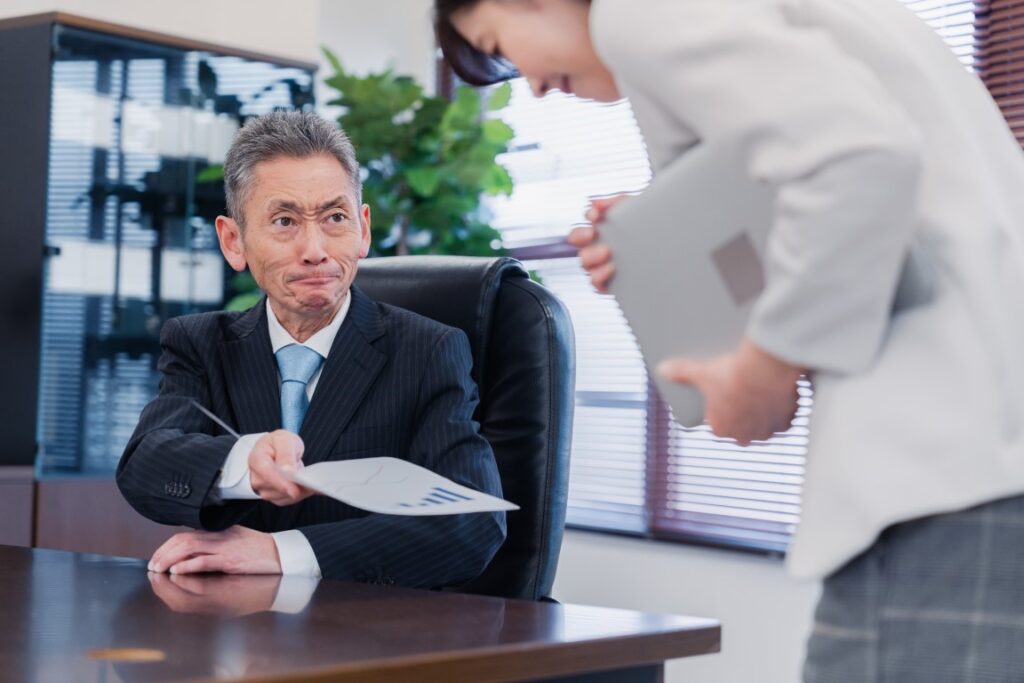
36,26,313,476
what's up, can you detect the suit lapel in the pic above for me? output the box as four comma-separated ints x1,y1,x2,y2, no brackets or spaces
299,287,387,463
219,300,282,434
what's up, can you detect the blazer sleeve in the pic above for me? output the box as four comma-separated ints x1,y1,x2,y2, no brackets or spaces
297,328,508,588
116,317,259,530
593,0,924,373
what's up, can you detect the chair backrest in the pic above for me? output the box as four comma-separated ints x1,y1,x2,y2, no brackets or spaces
354,256,574,600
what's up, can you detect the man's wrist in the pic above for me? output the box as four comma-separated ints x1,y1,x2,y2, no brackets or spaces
217,433,266,500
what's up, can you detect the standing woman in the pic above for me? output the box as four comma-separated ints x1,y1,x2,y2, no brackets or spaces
436,1,1024,680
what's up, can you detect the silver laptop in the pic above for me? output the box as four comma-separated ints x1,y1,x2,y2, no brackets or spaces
599,141,776,427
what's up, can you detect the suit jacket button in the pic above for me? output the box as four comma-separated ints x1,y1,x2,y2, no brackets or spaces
181,484,191,497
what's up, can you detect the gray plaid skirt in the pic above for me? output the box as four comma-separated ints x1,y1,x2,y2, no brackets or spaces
804,494,1024,683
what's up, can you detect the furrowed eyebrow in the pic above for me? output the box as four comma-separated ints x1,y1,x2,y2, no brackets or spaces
268,196,351,214
316,196,351,213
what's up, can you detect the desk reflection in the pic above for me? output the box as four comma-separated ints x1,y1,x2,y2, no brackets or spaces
108,569,508,681
146,573,282,618
7,547,711,683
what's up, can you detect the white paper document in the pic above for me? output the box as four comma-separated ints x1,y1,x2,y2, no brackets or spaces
289,457,519,516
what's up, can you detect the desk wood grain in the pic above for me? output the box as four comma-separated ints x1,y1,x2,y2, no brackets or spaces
0,546,719,683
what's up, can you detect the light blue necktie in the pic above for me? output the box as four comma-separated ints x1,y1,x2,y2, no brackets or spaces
275,344,324,433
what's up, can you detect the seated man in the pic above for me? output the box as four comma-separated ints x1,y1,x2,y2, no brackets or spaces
117,111,506,587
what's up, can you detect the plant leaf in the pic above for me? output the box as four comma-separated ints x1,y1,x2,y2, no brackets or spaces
482,119,514,146
321,46,343,75
225,291,263,312
195,165,224,183
482,165,514,195
405,167,442,197
488,82,512,111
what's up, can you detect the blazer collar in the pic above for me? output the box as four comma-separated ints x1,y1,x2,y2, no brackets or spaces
299,286,387,462
227,296,267,340
220,300,280,435
225,286,384,345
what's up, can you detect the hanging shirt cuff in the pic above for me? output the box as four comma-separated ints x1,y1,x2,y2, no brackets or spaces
216,432,266,500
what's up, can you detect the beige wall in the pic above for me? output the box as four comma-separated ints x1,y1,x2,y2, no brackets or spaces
0,0,321,64
318,0,436,89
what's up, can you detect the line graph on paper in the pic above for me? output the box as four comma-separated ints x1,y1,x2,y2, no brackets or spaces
289,457,518,516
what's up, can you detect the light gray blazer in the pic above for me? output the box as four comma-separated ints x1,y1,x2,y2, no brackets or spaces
591,0,1024,578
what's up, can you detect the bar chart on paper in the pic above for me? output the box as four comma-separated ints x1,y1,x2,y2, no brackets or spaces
401,486,476,510
290,457,518,516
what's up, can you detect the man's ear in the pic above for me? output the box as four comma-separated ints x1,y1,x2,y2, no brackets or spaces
215,215,248,272
358,204,372,259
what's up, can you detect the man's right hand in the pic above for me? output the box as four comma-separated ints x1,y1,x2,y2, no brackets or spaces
568,194,629,293
248,430,313,506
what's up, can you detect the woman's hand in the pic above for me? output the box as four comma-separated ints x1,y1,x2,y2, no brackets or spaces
568,194,629,293
659,338,805,445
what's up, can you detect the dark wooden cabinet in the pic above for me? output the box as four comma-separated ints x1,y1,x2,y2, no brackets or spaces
0,468,34,547
0,12,315,554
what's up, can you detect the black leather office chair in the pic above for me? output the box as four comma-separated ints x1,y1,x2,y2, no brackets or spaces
354,256,574,601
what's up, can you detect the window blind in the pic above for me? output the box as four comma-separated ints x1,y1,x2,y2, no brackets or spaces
648,383,812,554
489,80,652,533
484,0,997,552
974,0,1024,146
901,0,979,67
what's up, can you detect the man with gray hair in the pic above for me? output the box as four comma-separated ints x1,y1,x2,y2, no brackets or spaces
117,111,506,587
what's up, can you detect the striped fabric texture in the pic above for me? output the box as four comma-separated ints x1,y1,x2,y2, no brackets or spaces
116,286,507,588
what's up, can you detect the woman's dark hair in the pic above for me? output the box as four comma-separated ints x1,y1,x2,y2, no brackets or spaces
434,0,520,86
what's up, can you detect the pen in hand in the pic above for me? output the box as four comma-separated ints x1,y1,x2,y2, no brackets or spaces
190,400,305,483
190,400,241,440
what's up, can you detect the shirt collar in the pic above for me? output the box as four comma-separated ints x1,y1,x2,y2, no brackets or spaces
265,293,351,359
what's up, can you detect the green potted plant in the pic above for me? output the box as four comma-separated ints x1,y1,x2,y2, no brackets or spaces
322,49,514,256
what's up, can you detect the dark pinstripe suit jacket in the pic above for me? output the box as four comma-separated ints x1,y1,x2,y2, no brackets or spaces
116,286,507,588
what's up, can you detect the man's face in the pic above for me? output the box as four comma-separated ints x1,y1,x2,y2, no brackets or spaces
216,154,371,323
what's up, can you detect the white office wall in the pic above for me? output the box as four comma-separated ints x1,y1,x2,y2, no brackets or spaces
316,0,436,125
317,0,436,88
0,0,321,64
553,530,820,682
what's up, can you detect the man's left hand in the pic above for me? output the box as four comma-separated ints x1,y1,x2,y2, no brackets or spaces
148,525,281,575
658,338,805,445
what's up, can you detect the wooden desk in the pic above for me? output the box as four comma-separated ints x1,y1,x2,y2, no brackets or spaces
0,546,719,682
